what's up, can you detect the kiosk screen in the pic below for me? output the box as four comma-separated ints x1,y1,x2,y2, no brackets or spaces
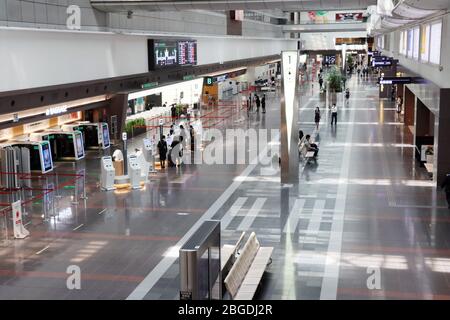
42,143,52,172
75,133,84,158
102,124,110,148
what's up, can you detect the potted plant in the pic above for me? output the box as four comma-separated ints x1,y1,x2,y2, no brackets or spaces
125,118,146,138
327,66,343,105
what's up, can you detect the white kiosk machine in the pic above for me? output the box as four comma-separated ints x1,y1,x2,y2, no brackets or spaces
100,156,115,191
128,154,141,189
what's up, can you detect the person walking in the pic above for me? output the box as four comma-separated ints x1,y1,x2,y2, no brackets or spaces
255,94,260,112
157,135,168,169
319,77,324,90
314,107,321,130
261,94,266,113
441,174,450,209
331,103,338,126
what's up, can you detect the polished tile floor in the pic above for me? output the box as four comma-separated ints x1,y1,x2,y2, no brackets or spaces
0,74,449,300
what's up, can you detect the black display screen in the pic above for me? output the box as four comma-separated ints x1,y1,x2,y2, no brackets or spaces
148,39,197,70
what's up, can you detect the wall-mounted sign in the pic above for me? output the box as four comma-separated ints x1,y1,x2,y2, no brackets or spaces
203,69,246,86
230,10,244,21
378,77,425,85
46,105,68,116
23,119,50,134
141,82,158,89
183,75,195,81
372,60,394,67
335,12,364,22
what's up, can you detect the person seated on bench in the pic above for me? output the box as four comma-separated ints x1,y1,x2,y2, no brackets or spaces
305,135,319,157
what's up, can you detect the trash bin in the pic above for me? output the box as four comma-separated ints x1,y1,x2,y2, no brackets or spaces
112,149,124,176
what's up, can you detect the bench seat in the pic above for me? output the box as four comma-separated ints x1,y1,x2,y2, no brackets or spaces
234,247,273,300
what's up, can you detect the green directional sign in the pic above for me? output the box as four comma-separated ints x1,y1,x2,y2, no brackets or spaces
141,82,158,89
183,75,195,81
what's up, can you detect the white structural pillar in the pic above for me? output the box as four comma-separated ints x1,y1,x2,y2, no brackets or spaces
280,50,300,184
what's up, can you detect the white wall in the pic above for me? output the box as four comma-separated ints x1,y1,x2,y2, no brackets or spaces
380,13,450,88
0,29,148,92
300,31,367,50
196,37,295,65
0,28,296,92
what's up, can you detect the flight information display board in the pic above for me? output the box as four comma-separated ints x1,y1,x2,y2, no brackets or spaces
148,39,197,70
178,40,197,66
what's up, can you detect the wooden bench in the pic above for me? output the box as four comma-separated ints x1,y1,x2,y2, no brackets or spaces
224,232,273,300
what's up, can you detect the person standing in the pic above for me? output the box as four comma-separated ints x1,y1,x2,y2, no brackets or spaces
171,105,177,122
396,97,403,115
261,94,266,113
179,125,187,149
189,125,195,151
441,174,450,209
331,103,338,126
314,107,321,130
157,136,168,169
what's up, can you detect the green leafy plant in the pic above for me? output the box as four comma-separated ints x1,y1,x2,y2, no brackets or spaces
327,66,343,93
125,118,146,136
346,54,354,66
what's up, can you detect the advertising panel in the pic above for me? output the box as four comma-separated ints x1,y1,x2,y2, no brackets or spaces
335,12,364,22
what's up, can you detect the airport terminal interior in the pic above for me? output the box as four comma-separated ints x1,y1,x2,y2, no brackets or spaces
1,0,450,301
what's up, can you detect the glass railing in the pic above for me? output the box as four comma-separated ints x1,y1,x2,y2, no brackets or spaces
244,11,288,25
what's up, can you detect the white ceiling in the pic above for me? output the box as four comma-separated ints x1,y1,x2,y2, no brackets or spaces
91,0,378,13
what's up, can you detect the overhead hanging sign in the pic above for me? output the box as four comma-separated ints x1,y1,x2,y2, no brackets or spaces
378,76,425,85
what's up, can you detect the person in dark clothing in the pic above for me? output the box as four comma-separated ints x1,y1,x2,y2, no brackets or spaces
261,94,266,113
255,94,260,112
189,125,195,151
441,174,450,209
314,107,321,130
299,130,304,141
171,105,177,122
157,135,168,169
319,77,324,90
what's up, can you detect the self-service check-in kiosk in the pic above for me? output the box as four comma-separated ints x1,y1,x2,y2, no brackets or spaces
0,144,31,189
10,141,53,174
62,122,110,150
127,154,141,189
30,131,85,161
100,156,115,191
